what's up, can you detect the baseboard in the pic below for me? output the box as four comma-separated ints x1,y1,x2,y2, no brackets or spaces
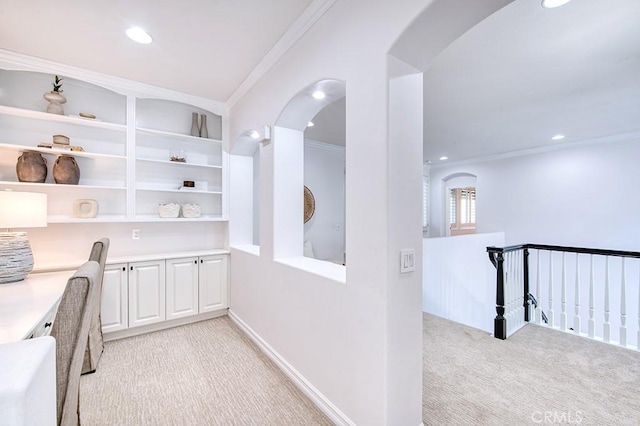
228,309,356,426
104,309,228,342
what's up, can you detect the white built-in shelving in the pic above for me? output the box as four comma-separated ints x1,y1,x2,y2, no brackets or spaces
0,67,227,223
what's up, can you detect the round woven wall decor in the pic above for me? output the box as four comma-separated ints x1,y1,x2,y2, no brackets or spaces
304,185,315,223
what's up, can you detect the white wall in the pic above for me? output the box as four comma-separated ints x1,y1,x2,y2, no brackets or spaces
227,1,512,424
423,232,504,333
303,139,345,263
29,221,227,268
429,136,640,251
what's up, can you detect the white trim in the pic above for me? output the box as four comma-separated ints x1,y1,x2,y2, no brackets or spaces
103,309,228,342
228,309,356,426
226,0,337,108
430,130,640,170
304,138,346,153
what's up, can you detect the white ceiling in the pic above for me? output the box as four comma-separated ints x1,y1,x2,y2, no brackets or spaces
0,0,313,102
2,0,638,160
423,0,640,163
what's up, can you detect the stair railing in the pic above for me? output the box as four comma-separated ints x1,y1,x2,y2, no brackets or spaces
487,244,640,350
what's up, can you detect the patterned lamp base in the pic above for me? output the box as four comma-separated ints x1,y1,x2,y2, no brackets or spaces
0,232,35,284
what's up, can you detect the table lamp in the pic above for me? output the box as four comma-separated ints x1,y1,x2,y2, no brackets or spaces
0,190,47,284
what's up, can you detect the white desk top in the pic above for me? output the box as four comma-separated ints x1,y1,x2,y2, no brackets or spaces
0,271,70,344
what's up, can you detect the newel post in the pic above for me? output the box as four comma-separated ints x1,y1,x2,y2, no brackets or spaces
523,248,531,322
494,251,507,339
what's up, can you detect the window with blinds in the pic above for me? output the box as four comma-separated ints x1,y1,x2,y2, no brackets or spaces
450,187,476,235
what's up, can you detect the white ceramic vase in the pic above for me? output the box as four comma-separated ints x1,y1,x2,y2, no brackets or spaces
43,91,67,115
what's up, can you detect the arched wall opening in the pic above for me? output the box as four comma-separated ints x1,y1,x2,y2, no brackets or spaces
268,79,346,266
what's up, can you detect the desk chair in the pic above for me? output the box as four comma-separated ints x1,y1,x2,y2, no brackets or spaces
50,260,101,426
81,238,110,375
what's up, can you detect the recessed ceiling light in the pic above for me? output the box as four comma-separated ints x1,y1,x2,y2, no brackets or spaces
312,91,326,100
439,156,448,161
126,27,153,44
541,0,572,8
307,121,315,127
249,130,260,139
551,134,565,140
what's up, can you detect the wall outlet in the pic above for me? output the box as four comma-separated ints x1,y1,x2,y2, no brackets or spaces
400,249,415,273
132,229,141,240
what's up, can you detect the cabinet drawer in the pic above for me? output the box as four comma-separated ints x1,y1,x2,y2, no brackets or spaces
30,301,59,339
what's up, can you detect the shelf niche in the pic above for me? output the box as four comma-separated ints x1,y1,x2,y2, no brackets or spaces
0,69,126,125
136,98,222,140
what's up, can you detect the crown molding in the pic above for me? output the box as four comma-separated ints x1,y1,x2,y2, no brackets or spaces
429,130,640,170
304,138,345,153
225,0,337,109
0,49,227,115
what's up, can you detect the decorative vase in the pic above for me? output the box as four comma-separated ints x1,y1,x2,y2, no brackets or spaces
43,91,67,115
190,112,200,137
16,151,47,183
53,155,80,185
199,114,208,138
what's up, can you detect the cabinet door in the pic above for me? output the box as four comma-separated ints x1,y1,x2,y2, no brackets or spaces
198,255,228,313
166,257,199,320
101,263,128,333
128,260,165,328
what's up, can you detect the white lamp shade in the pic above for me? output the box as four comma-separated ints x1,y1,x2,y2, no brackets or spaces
0,191,47,229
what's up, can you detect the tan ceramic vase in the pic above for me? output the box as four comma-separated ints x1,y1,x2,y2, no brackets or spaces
53,155,80,185
16,151,48,183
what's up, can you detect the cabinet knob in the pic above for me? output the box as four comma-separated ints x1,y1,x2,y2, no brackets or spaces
122,267,126,271
44,322,52,328
194,260,197,264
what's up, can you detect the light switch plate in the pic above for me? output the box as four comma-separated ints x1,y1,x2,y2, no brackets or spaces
400,249,415,273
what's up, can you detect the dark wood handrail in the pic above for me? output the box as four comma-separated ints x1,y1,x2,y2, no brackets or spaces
487,244,640,259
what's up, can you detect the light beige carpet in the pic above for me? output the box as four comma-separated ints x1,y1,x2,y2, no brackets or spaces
80,317,333,425
423,313,640,425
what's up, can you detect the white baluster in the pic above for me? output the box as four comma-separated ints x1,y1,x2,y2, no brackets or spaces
620,257,627,348
603,256,611,343
574,253,580,334
588,255,595,338
518,250,524,329
561,252,567,331
548,251,554,328
535,250,542,324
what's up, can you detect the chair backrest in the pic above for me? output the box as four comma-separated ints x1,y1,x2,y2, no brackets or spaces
51,260,101,426
82,238,110,374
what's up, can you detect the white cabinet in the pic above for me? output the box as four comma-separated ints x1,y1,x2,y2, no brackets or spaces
100,253,228,339
166,257,199,320
199,255,228,313
101,263,128,333
165,254,229,319
128,260,166,328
